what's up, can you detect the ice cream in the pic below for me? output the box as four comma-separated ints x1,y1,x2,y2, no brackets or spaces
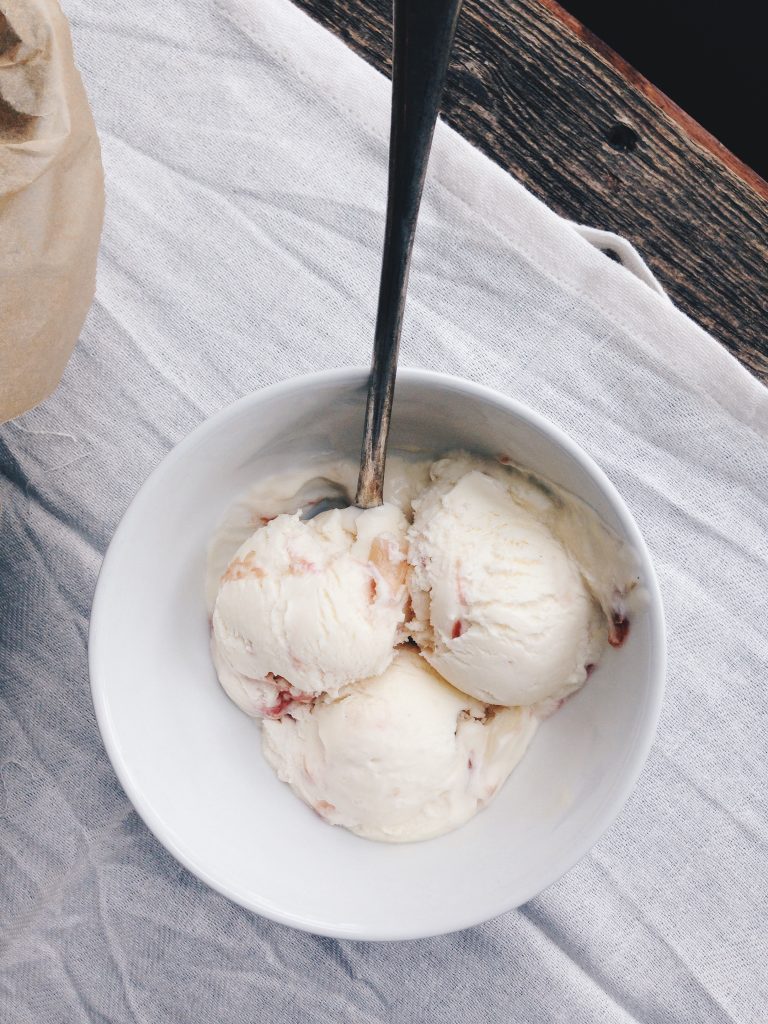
408,455,633,707
262,647,538,842
208,451,637,842
205,457,430,612
211,502,409,717
205,472,352,612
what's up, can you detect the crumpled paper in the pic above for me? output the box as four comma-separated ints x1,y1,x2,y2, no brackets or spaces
0,0,103,423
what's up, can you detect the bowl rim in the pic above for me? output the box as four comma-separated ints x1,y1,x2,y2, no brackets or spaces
89,366,666,941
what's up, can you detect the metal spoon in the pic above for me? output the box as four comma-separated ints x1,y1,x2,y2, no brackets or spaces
303,0,463,521
356,0,463,508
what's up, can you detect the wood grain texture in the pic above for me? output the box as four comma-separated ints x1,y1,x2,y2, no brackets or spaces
291,0,768,382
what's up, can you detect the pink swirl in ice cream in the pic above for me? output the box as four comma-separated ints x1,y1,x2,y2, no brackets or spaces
207,453,638,841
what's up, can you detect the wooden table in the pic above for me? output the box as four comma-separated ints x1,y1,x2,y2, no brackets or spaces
293,0,768,383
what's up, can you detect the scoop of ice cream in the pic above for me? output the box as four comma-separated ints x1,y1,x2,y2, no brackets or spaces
408,457,607,707
205,473,351,612
211,503,408,717
205,458,432,613
261,647,538,842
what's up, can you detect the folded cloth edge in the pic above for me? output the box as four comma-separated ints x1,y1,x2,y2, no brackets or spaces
217,0,767,437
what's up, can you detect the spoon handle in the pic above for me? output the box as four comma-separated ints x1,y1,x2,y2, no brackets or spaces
356,0,463,508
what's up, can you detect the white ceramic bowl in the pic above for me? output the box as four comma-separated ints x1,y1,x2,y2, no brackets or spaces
89,368,665,941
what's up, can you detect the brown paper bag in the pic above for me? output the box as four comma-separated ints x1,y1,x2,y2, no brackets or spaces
1,0,104,423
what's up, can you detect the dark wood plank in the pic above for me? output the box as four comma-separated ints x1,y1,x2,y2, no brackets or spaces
291,0,768,382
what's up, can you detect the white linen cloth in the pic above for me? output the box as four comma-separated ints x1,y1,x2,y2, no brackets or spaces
1,0,766,1020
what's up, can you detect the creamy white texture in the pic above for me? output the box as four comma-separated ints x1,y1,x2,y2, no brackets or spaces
211,502,408,717
205,471,350,613
407,455,627,706
207,451,637,841
409,475,600,706
205,457,429,612
262,647,538,842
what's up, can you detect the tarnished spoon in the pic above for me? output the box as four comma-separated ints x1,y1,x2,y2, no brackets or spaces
304,0,463,521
